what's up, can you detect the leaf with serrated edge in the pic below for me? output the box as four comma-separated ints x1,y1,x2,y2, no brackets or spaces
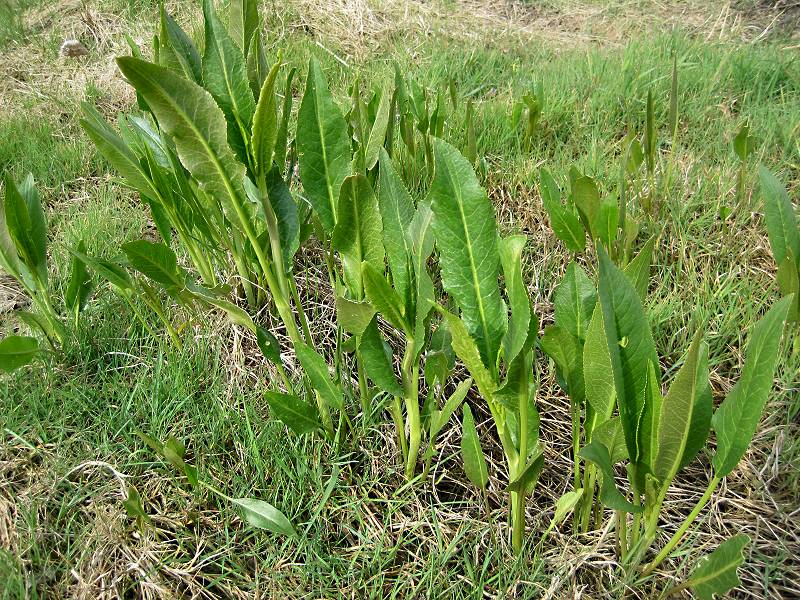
296,58,351,234
429,137,506,369
712,296,792,476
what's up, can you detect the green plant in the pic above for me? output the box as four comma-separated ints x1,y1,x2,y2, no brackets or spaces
759,166,799,353
733,123,756,208
0,174,90,370
568,247,792,575
539,166,645,266
428,137,541,554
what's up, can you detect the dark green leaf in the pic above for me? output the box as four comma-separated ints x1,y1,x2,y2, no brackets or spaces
65,240,93,313
294,341,343,410
0,336,39,373
461,404,488,490
760,166,799,267
362,262,409,334
335,295,376,335
122,240,184,289
358,316,402,397
500,235,532,364
554,261,596,341
252,57,281,177
256,325,282,364
265,390,321,435
579,440,642,513
540,168,585,253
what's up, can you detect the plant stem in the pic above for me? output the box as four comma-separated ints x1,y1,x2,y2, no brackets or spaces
389,396,408,464
402,342,421,480
641,474,721,576
618,510,628,557
571,400,582,492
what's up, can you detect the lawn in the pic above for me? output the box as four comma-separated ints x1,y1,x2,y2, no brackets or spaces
1,0,798,598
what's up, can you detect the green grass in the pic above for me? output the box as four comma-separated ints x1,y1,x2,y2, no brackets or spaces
1,0,798,597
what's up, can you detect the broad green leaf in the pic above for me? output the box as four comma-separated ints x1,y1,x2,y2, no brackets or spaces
252,57,282,177
246,29,269,97
70,250,134,293
545,489,584,534
265,166,300,272
122,485,151,524
579,440,642,513
654,331,708,481
265,390,321,435
362,262,409,334
597,246,659,465
712,296,792,476
540,168,585,253
122,240,184,289
297,57,351,234
358,316,403,397
79,104,159,199
500,235,532,364
623,237,655,302
157,5,202,83
436,307,498,403
332,175,384,297
554,261,596,341
3,174,47,284
760,166,799,267
256,325,282,364
364,84,392,171
430,378,473,438
294,341,343,410
572,175,600,239
687,534,749,600
776,254,799,321
461,404,488,490
201,294,256,332
591,417,628,463
65,239,93,312
679,351,712,471
335,295,376,335
228,0,259,55
116,57,249,226
583,305,615,419
496,351,539,453
0,336,39,373
377,148,415,306
596,196,619,250
429,137,506,369
230,497,295,536
733,125,755,161
541,325,583,404
202,0,255,166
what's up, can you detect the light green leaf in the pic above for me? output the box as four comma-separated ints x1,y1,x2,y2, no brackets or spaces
408,199,436,348
686,534,749,600
274,66,296,172
297,57,351,234
230,497,296,536
252,56,282,177
358,316,402,397
436,307,498,403
654,330,709,481
500,235,532,364
377,148,415,308
546,488,584,533
157,5,202,83
506,447,544,492
116,57,249,225
431,378,473,438
0,336,39,373
591,417,628,463
364,84,392,171
733,125,755,161
583,304,615,419
333,175,384,297
572,175,600,239
596,196,619,251
202,0,255,166
429,137,506,369
461,404,488,490
712,296,792,476
294,341,343,410
554,261,596,341
760,166,799,268
362,262,409,334
265,390,321,435
335,295,376,335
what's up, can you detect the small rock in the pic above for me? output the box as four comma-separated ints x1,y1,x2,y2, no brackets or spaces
60,39,89,58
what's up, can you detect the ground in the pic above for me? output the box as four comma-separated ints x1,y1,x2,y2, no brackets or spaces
0,0,799,598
